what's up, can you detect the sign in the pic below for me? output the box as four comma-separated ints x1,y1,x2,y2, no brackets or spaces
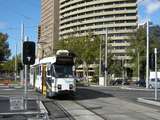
10,96,24,111
56,56,73,65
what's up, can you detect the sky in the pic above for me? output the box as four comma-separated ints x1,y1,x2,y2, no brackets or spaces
0,0,40,58
0,0,160,58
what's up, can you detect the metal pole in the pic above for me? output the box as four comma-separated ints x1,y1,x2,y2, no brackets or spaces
21,23,24,63
99,36,102,78
21,23,24,86
154,48,158,100
105,29,108,86
123,59,125,84
24,36,28,110
15,43,17,83
138,51,140,81
146,20,149,88
24,64,27,110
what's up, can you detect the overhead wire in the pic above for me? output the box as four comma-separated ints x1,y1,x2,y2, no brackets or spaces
0,0,33,20
0,26,38,31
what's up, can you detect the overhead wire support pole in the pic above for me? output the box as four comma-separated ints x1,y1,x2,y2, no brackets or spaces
21,23,24,86
15,43,17,83
21,23,24,63
146,20,149,88
154,48,158,100
105,29,108,86
99,35,102,78
24,36,28,110
138,50,140,81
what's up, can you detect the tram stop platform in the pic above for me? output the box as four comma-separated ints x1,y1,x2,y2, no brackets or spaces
0,96,48,120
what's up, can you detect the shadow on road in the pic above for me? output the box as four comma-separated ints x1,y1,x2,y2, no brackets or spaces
54,87,114,100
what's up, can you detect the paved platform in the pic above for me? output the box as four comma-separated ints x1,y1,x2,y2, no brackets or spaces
137,97,160,107
0,96,48,119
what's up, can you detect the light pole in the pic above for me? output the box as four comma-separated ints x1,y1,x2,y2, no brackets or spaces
146,20,149,88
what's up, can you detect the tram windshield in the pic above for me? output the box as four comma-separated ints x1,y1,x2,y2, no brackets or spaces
54,64,73,78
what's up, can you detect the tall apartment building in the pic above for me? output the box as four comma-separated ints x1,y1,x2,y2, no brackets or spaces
38,0,59,58
59,0,138,61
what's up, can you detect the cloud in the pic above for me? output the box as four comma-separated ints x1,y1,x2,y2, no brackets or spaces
0,21,8,29
147,1,160,14
140,0,160,14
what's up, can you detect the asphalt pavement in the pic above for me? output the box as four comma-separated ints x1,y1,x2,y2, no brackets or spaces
1,84,160,120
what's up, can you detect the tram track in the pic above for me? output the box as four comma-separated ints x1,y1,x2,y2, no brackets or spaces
73,100,106,120
43,99,75,120
48,94,105,120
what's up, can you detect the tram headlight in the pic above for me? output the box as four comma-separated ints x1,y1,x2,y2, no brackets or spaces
57,84,62,89
69,84,73,89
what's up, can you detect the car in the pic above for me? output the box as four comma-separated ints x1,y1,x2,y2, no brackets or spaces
136,79,146,87
122,79,130,85
110,79,123,86
148,78,160,89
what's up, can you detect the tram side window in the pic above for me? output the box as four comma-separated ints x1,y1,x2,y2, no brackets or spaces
47,69,51,76
38,65,41,75
51,65,56,77
30,68,34,75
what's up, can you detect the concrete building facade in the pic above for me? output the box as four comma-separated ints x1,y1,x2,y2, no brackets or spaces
59,0,138,61
38,0,59,58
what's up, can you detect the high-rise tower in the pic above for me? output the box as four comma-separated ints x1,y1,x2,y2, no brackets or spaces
38,0,59,58
59,0,138,61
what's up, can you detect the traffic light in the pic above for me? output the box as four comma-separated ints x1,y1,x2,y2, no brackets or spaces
23,41,35,65
149,53,155,70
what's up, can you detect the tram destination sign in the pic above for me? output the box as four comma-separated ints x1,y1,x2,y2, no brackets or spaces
56,56,74,65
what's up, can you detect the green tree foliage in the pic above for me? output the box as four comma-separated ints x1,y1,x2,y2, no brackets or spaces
56,34,100,65
56,34,100,79
0,33,10,62
1,55,22,73
100,38,123,78
127,24,160,78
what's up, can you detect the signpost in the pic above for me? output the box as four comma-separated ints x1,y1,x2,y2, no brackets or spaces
23,40,35,110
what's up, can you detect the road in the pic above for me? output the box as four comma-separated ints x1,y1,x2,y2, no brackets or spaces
53,86,160,120
87,86,160,102
0,85,160,120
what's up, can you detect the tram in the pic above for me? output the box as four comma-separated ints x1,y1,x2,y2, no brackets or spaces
30,50,76,97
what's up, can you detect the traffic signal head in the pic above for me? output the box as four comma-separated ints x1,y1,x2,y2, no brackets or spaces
149,53,155,70
23,41,35,65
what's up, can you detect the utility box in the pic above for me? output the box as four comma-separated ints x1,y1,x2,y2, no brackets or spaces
99,77,105,86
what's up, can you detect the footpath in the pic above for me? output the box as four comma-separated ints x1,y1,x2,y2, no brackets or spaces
91,84,160,108
120,85,160,107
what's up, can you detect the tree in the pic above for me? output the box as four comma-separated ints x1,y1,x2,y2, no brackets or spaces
0,33,10,62
1,54,22,73
56,34,100,80
127,24,160,79
99,37,123,79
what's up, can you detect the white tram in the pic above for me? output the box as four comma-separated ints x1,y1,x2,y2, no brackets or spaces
30,50,76,97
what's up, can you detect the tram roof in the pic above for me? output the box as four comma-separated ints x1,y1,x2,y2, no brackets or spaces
40,56,56,64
